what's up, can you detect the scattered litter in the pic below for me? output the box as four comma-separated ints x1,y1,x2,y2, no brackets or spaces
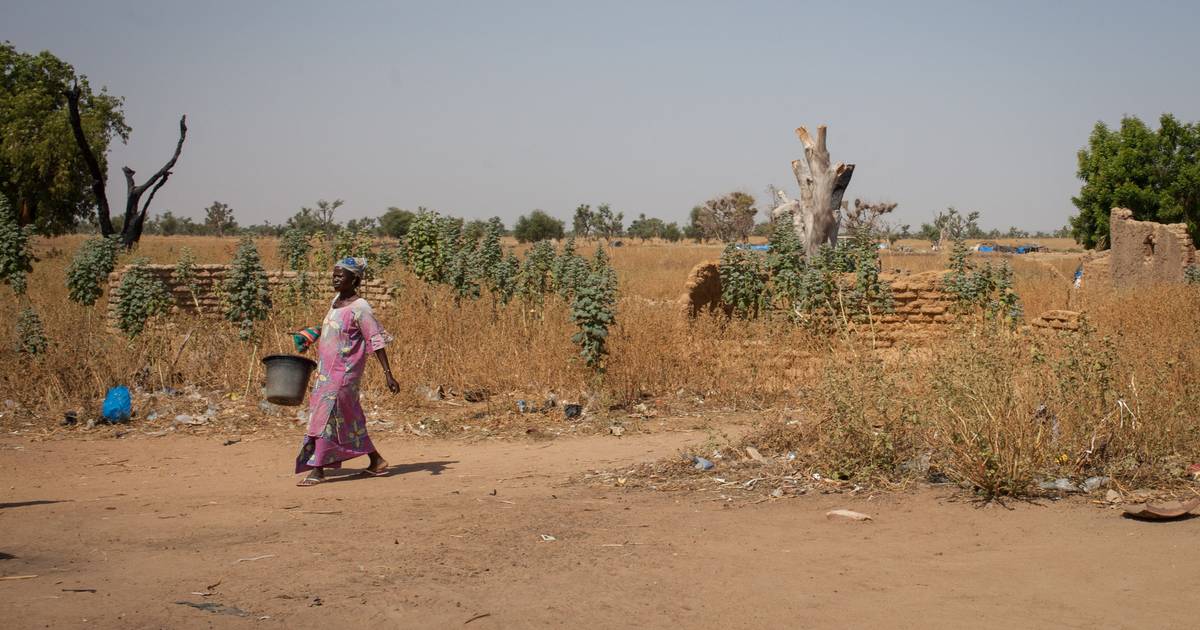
175,601,248,617
234,554,275,563
1187,464,1200,481
1122,498,1200,521
826,509,872,522
1038,478,1079,493
223,439,241,447
417,384,444,402
146,411,159,421
745,447,766,463
310,597,323,607
173,414,206,426
101,386,131,424
1081,476,1111,492
771,488,785,498
539,534,557,542
61,411,78,427
464,613,492,625
786,452,797,461
691,456,714,471
563,404,583,420
1105,489,1121,503
516,400,528,413
609,425,625,437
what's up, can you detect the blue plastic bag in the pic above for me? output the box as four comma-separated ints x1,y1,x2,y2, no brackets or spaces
102,386,132,424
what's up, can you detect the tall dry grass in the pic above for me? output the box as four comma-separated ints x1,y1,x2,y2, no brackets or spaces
2,235,1197,494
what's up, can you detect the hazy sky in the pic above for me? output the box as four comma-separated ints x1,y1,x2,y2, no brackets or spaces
6,0,1199,231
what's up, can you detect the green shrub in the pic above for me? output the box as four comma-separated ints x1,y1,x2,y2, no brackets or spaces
174,247,200,308
0,200,33,295
223,237,272,340
719,244,767,318
66,236,121,305
116,259,172,338
15,306,47,356
570,245,618,372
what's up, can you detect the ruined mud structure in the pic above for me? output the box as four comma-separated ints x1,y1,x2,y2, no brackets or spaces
1081,208,1197,290
104,264,392,330
679,264,960,347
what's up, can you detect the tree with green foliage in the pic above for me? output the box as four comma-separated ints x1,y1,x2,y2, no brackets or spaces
683,206,705,242
379,207,415,239
223,237,271,340
719,243,767,317
66,235,121,305
696,192,757,242
0,197,34,295
203,201,238,236
0,42,129,234
572,204,593,237
513,209,564,243
1071,114,1200,248
591,204,624,240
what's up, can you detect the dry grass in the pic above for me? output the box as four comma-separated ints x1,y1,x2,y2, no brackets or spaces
2,235,1197,496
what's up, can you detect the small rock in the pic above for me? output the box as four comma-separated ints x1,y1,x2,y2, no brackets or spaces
826,509,872,522
745,446,766,463
1105,489,1121,503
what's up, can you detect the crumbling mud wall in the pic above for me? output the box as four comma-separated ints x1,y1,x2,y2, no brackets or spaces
1081,208,1197,291
105,264,393,329
678,260,725,317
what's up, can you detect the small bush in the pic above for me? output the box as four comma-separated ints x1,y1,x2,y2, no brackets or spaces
223,237,272,340
173,247,200,309
66,236,121,305
15,306,47,356
116,259,172,338
0,200,34,295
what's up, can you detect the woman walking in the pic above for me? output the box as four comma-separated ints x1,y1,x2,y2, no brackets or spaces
295,257,399,486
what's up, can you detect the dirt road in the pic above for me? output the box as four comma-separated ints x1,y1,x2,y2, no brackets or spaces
1,432,1196,629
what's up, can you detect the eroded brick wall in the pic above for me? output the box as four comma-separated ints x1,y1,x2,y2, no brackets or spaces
104,264,392,329
1082,208,1197,291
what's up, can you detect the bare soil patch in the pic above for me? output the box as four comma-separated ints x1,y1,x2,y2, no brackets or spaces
1,431,1197,629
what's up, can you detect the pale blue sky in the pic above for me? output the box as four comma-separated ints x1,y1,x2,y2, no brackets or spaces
5,0,1199,231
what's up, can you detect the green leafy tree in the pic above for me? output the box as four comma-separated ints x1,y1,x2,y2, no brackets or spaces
402,209,443,283
66,235,121,305
203,201,238,236
684,206,705,241
0,43,130,234
147,210,200,236
627,213,668,241
661,222,683,242
379,207,415,238
552,236,590,301
518,241,557,302
696,192,757,242
591,204,624,240
513,209,565,243
573,204,593,237
0,197,34,295
115,259,171,337
1072,114,1200,248
223,237,271,340
476,217,505,289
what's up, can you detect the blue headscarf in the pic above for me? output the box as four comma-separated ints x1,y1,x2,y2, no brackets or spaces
334,256,367,278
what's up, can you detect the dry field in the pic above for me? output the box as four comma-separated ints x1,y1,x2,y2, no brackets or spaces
2,234,1200,628
2,234,1198,495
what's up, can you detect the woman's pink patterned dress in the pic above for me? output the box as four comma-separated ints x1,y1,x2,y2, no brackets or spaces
295,297,391,473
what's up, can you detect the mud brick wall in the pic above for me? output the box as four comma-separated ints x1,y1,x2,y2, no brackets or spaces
105,264,392,328
1029,309,1080,333
1081,208,1197,292
871,271,959,347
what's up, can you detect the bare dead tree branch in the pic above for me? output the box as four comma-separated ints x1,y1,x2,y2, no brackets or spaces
64,84,113,236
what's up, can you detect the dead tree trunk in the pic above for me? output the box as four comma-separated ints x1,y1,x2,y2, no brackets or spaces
65,84,187,248
790,126,854,256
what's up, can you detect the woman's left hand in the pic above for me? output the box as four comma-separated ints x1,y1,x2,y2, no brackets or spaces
385,373,400,394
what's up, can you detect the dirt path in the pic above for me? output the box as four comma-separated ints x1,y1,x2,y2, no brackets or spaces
0,432,1196,629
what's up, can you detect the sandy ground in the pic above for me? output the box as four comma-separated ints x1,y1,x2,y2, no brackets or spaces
1,431,1197,629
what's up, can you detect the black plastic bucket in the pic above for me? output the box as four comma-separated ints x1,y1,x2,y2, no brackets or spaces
261,354,318,406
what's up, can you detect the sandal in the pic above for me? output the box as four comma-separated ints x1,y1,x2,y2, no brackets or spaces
358,464,389,478
296,474,325,487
